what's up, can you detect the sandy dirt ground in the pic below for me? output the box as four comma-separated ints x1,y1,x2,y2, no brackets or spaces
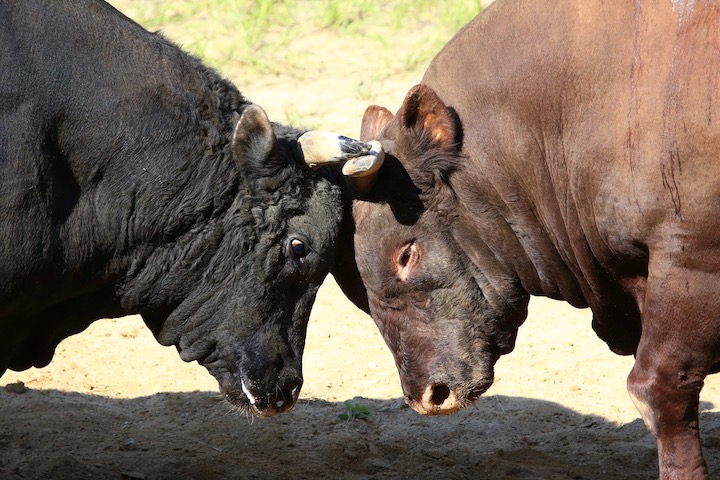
3,3,720,479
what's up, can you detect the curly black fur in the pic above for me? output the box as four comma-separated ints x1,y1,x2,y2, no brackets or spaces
0,0,344,415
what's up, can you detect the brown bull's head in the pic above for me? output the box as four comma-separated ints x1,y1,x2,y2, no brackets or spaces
332,85,529,415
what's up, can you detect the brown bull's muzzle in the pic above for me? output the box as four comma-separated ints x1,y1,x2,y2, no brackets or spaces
405,379,494,416
298,131,384,191
407,383,462,415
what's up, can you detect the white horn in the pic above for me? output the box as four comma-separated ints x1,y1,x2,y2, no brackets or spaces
341,140,384,177
298,131,376,168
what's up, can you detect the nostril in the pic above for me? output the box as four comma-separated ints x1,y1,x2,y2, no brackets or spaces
285,377,302,393
430,384,451,406
277,377,303,407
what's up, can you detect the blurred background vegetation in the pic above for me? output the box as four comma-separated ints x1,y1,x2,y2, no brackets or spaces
105,0,489,132
108,0,486,77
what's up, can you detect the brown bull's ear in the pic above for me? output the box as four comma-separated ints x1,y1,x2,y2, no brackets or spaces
360,105,394,142
399,84,460,152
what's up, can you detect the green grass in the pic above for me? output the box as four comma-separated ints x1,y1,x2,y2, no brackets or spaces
108,0,486,78
317,0,382,29
113,0,296,73
338,399,371,420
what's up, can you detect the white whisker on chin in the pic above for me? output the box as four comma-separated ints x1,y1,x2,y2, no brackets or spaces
241,379,257,405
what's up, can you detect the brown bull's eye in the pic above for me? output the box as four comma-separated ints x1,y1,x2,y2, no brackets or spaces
290,238,309,259
399,247,412,267
395,241,418,281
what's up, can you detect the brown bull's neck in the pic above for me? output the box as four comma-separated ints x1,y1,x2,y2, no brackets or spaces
450,158,591,310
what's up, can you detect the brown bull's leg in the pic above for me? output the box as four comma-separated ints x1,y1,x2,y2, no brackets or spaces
627,350,709,479
626,267,717,480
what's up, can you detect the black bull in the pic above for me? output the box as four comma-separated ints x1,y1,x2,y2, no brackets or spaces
0,0,379,417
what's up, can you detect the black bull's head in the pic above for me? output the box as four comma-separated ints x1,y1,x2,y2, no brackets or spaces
141,106,386,418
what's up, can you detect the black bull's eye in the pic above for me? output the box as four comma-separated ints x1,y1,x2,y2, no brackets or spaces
290,238,309,259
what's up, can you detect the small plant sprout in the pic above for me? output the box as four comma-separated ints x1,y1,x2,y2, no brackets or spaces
338,400,371,421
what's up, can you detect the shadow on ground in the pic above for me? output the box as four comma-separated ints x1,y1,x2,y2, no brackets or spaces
4,388,720,479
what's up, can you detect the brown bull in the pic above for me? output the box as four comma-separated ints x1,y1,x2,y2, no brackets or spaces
331,0,720,477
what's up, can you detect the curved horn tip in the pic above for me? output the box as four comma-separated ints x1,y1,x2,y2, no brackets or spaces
341,141,385,177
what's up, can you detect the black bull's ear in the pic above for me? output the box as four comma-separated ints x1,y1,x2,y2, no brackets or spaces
231,104,283,176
